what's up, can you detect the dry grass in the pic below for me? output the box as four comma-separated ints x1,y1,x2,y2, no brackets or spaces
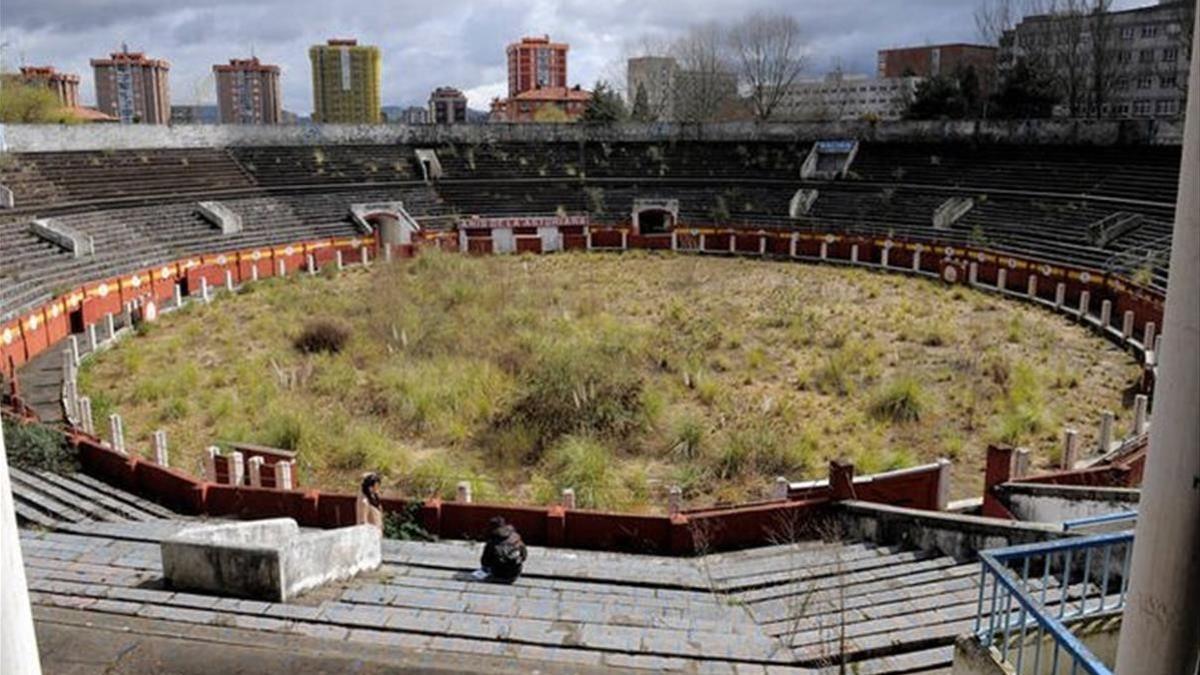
78,252,1140,508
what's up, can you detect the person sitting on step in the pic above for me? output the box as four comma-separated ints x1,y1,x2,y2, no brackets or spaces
356,472,384,531
474,516,527,582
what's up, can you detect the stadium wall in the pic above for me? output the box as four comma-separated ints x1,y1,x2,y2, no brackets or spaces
0,118,1184,152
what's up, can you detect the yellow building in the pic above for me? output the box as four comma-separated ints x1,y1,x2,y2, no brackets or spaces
309,38,381,124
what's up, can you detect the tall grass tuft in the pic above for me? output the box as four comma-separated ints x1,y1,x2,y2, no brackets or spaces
868,376,927,424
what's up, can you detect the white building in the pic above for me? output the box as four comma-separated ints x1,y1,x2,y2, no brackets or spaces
777,73,922,122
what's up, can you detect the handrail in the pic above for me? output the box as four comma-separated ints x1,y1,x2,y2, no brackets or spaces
1062,511,1138,532
975,531,1134,675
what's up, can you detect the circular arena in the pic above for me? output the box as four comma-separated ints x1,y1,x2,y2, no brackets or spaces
0,120,1184,673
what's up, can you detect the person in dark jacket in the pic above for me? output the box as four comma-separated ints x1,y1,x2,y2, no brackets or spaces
477,516,527,582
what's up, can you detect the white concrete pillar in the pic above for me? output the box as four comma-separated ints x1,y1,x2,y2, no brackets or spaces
0,414,44,675
1013,448,1031,479
1061,428,1078,469
456,481,472,503
996,268,1007,291
912,249,922,272
273,460,294,490
585,228,593,251
62,379,78,424
773,476,790,501
1099,410,1115,453
247,456,264,487
224,269,234,292
698,233,706,252
277,259,287,277
251,265,259,283
360,246,370,265
108,413,126,455
152,430,168,467
758,235,767,255
69,335,80,367
1078,290,1090,319
227,451,245,486
727,234,736,253
936,458,952,511
668,485,683,516
1099,299,1112,330
670,231,678,251
1143,321,1156,350
850,244,860,264
1154,334,1163,360
1027,274,1038,298
200,277,210,304
306,254,316,276
820,241,828,260
1054,282,1066,309
205,446,220,482
881,246,890,268
1133,394,1149,435
173,283,183,308
620,230,629,250
1117,28,1200,670
968,262,978,285
561,488,576,510
87,323,98,353
1122,310,1135,340
789,233,798,258
336,250,344,271
105,313,116,340
78,396,94,436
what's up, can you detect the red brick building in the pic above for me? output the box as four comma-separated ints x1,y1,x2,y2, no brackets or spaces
877,44,997,80
492,35,589,123
91,47,171,124
213,57,282,124
18,66,81,108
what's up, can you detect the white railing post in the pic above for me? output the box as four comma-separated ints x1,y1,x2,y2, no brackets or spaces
1013,448,1031,478
224,269,234,292
1079,290,1091,319
108,413,126,455
277,259,287,277
174,283,183,308
200,277,210,304
1027,274,1038,298
87,323,98,353
1134,394,1149,435
69,335,80,367
668,485,682,516
936,458,952,510
360,246,370,266
273,461,294,490
456,481,472,503
997,268,1007,291
248,456,264,487
205,446,221,482
336,250,344,271
78,396,94,435
1143,322,1156,350
1100,299,1113,329
106,313,117,340
1054,282,1066,309
561,488,576,509
773,476,790,500
1099,411,1115,453
1062,428,1079,469
227,451,245,486
968,262,978,285
153,430,168,467
306,254,317,276
850,244,860,264
1121,311,1135,341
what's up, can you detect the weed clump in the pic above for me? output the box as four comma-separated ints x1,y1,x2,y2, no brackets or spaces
869,376,927,424
294,320,350,354
4,419,77,474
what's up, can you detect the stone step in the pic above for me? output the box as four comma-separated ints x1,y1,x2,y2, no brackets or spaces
30,470,165,522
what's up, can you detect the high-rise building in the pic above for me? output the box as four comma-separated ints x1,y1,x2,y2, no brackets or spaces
90,46,170,124
309,38,382,124
214,57,282,125
428,87,468,124
491,35,589,122
626,56,739,123
18,66,80,108
999,1,1192,119
507,35,568,97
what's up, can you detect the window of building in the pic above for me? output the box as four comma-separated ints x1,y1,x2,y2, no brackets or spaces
1117,51,1132,64
1161,74,1178,89
1120,26,1135,40
1133,99,1152,116
1140,25,1159,38
1116,77,1129,90
1137,75,1154,89
1162,48,1178,62
1139,49,1155,63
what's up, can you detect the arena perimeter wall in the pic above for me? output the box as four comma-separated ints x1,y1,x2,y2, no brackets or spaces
0,118,1184,152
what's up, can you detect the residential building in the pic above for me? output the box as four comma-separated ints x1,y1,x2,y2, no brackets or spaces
309,38,382,124
777,73,922,122
507,35,568,97
18,66,80,108
428,87,468,124
90,46,170,124
170,105,219,125
627,56,679,120
878,44,997,79
214,57,282,124
999,1,1192,118
381,105,428,124
491,35,589,122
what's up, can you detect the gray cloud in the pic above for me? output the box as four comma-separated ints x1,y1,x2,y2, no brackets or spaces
0,0,1153,115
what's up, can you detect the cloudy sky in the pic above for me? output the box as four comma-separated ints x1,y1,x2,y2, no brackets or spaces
1,0,1150,115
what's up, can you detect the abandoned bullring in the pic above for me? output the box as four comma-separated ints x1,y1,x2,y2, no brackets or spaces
2,115,1197,675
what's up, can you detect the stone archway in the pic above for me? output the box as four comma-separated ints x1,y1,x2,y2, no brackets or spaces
632,198,679,236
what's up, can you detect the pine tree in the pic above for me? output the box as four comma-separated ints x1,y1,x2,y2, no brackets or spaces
630,84,652,122
581,81,628,125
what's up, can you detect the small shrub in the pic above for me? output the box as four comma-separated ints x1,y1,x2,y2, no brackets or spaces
4,419,76,474
535,436,627,509
294,320,350,354
668,413,705,460
869,377,927,424
383,503,435,541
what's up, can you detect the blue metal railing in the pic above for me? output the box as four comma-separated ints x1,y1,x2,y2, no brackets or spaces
975,531,1134,675
1062,510,1138,532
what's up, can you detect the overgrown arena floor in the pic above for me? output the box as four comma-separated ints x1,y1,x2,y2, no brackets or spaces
78,251,1141,510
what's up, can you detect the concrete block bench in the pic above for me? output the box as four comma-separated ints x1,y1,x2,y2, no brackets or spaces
161,518,381,602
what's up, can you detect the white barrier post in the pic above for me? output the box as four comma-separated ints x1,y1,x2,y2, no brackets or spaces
1100,299,1113,329
1078,290,1091,319
1061,428,1078,469
789,233,798,258
1143,322,1156,350
561,488,576,509
1054,282,1066,309
1027,274,1038,298
205,446,221,482
850,244,860,264
69,335,80,367
773,476,790,500
87,323,98,353
227,451,245,486
1013,448,1031,478
1134,394,1149,435
106,313,116,340
336,250,344,271
153,430,168,467
274,461,294,490
456,481,472,503
1099,411,1115,453
306,254,317,276
361,246,370,266
968,262,978,285
277,259,286,277
108,413,126,455
200,277,210,304
936,458,952,511
668,485,683,516
1121,311,1135,341
247,456,264,487
78,396,94,436
996,268,1007,291
224,270,234,292
819,241,828,260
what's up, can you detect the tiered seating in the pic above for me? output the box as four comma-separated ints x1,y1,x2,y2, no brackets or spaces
10,468,177,527
229,145,420,186
0,149,255,206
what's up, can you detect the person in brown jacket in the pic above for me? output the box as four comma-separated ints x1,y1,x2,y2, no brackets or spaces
356,472,384,531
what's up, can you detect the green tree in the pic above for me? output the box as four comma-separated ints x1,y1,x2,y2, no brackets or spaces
991,58,1061,119
906,66,982,120
580,80,628,125
0,76,79,124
